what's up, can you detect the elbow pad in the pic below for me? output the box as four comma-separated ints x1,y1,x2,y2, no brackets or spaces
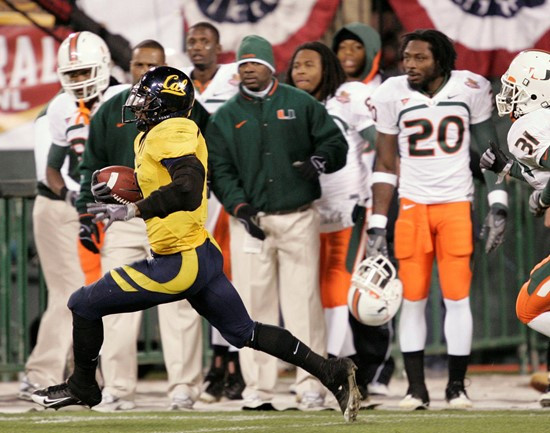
137,155,205,220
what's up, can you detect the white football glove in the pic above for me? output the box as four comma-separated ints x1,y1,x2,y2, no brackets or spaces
87,203,137,231
366,228,388,257
480,205,507,253
528,190,550,217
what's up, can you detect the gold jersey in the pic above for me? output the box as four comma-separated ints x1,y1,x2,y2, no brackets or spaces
134,117,209,254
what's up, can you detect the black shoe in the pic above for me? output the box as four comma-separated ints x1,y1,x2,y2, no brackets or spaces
200,366,225,403
321,358,361,422
445,380,472,409
31,381,101,410
223,372,245,400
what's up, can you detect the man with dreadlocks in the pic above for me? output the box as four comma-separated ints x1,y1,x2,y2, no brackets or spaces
366,29,508,410
286,41,376,407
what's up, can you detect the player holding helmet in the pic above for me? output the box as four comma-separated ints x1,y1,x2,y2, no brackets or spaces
480,49,550,407
367,29,508,410
31,66,362,423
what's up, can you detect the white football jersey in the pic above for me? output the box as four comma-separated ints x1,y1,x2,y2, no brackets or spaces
46,84,129,191
371,70,494,204
316,80,377,232
506,108,550,190
182,63,240,114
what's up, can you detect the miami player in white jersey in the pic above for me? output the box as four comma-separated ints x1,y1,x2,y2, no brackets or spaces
287,41,373,406
367,29,508,410
19,31,127,400
480,49,550,407
182,21,243,402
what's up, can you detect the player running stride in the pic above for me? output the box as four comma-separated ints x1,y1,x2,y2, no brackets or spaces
31,66,361,422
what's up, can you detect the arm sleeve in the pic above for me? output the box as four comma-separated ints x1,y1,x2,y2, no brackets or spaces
136,154,205,220
76,107,111,213
47,144,69,170
470,119,507,195
308,99,348,173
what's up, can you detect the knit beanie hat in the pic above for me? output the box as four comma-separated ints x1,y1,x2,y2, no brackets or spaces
236,35,275,72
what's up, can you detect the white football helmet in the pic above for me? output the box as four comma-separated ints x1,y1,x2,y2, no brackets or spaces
496,49,550,118
57,31,111,102
348,254,403,326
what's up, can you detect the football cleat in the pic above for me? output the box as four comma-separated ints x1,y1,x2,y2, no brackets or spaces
321,357,361,422
445,381,472,409
31,381,101,410
539,384,550,408
399,386,430,410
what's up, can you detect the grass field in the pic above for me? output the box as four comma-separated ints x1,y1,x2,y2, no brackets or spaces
1,410,548,433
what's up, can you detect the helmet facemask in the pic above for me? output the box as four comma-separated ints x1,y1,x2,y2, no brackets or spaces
123,84,163,131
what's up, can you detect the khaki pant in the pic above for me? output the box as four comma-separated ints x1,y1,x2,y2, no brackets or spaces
25,196,84,386
229,208,326,398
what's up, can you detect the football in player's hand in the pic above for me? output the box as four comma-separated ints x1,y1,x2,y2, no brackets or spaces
93,165,142,204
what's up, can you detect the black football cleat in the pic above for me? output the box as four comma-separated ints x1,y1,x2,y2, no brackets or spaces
32,381,101,410
322,358,361,422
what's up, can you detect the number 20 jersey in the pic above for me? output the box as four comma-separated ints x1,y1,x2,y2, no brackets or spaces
371,70,494,204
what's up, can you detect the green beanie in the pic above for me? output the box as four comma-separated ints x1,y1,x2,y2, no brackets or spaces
236,35,275,72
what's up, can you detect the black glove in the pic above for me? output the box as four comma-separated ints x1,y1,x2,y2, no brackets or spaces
480,205,507,253
366,227,388,257
79,213,101,254
293,155,327,181
235,204,265,240
479,141,512,183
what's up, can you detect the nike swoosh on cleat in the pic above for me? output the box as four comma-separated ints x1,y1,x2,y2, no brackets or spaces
42,396,72,406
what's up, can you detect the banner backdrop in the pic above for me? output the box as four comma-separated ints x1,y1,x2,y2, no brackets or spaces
389,0,550,78
0,25,63,150
181,0,340,71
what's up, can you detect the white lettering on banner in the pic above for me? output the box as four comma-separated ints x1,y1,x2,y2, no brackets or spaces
41,37,59,83
226,2,249,22
1,35,59,88
10,36,38,87
0,37,7,88
0,89,30,111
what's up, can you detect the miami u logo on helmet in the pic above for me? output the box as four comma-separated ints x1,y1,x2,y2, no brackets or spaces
161,75,188,96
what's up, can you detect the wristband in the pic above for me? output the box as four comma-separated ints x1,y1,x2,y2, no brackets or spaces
371,171,398,186
487,190,508,208
368,214,388,229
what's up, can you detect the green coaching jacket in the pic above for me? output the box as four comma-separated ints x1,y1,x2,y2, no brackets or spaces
76,88,210,214
207,79,348,215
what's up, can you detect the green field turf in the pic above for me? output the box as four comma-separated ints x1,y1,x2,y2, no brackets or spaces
0,410,548,433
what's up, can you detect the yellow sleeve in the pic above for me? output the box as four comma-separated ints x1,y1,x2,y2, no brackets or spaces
146,118,199,162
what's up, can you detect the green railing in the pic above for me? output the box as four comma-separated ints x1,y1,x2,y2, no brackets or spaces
0,179,547,378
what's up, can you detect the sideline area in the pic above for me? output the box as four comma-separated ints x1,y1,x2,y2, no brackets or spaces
0,372,545,414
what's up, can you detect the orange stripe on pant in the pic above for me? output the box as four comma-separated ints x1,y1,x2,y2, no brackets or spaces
320,227,353,308
395,198,473,302
516,254,550,323
213,207,232,280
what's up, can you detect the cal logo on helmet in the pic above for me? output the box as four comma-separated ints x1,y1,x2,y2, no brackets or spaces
162,75,188,97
